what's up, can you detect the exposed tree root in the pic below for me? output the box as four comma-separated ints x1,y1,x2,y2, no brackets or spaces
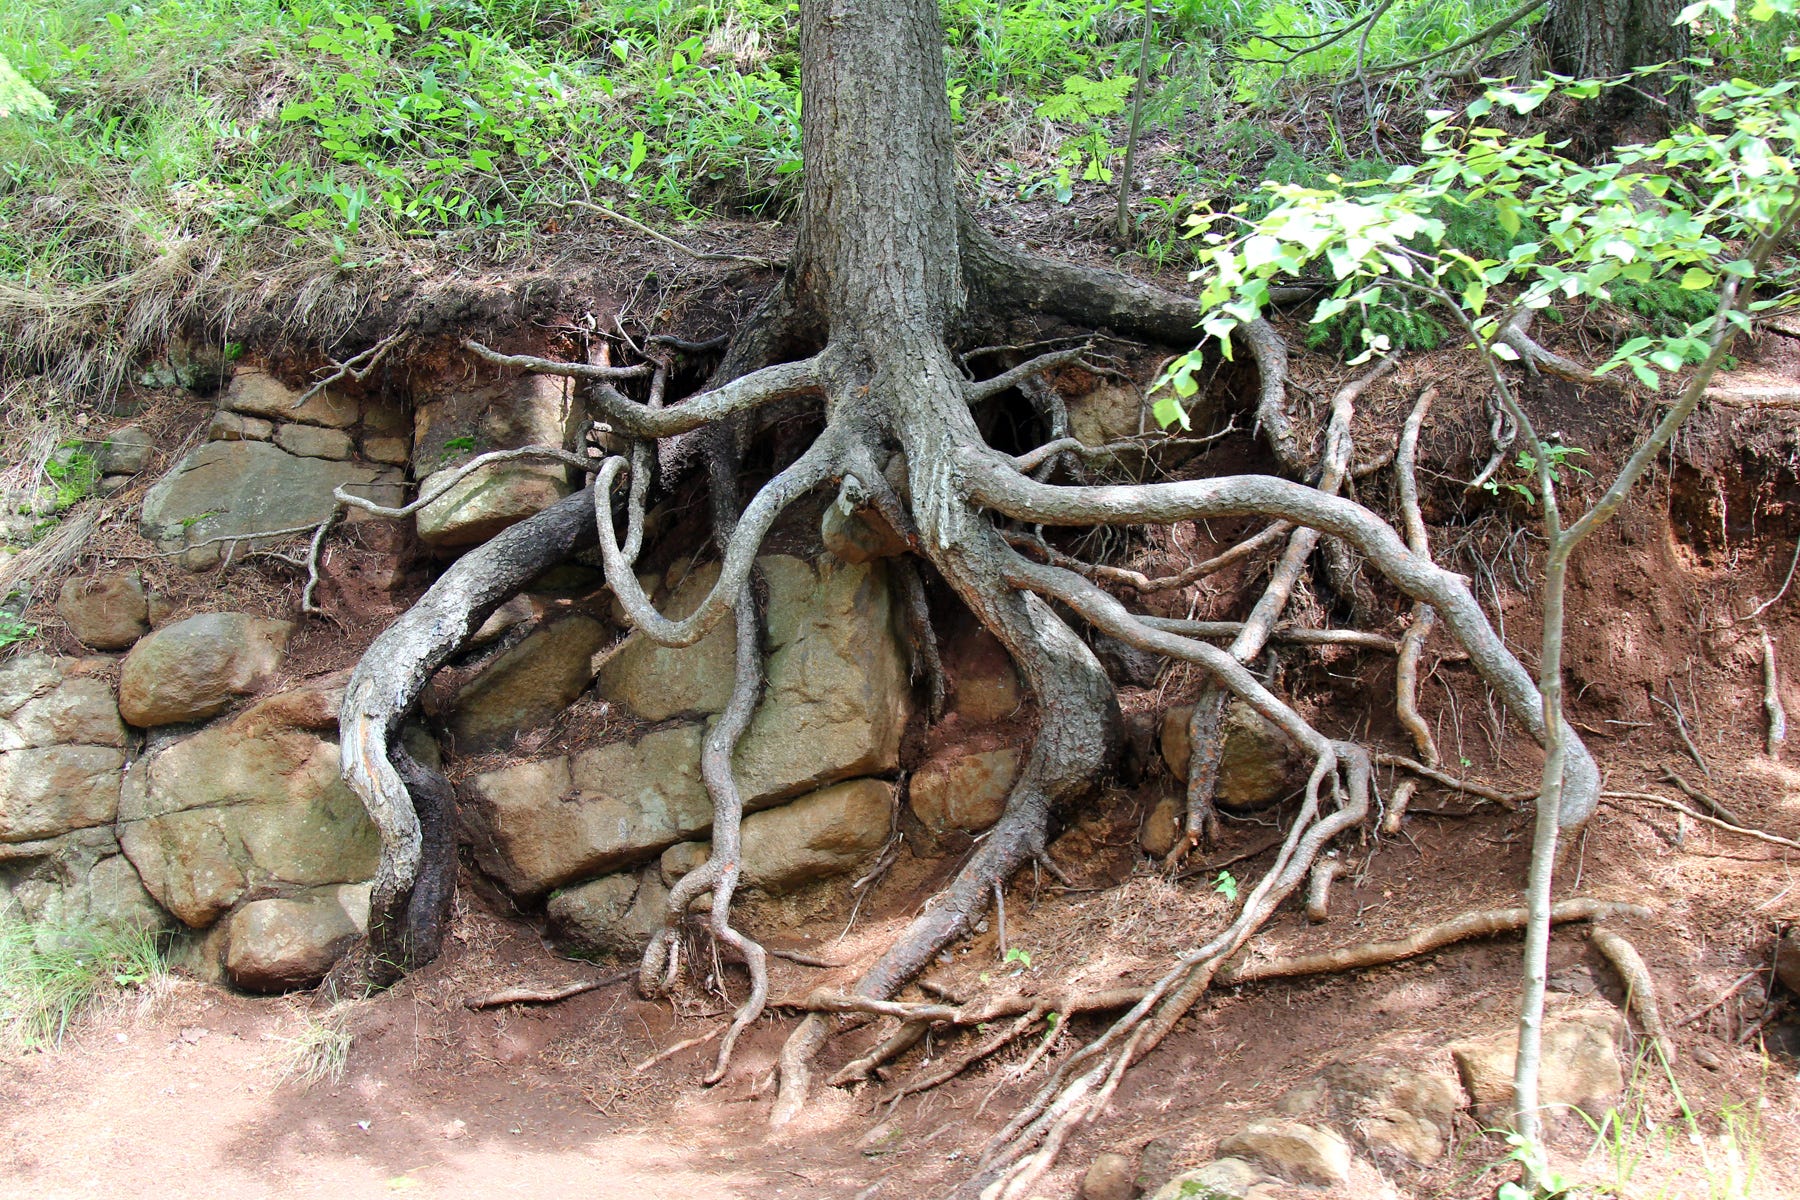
1394,386,1441,768
1499,310,1599,383
1306,855,1345,923
1763,629,1787,758
1374,752,1530,808
1590,926,1673,1062
1601,791,1800,851
463,970,634,1011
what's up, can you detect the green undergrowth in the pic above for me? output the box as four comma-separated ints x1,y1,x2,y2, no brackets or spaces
0,918,172,1051
0,0,1784,398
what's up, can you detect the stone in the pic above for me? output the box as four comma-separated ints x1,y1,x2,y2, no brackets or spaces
821,502,909,564
139,440,384,556
1135,1136,1185,1195
224,883,371,991
545,867,670,958
449,613,611,750
362,435,410,465
596,561,739,720
950,629,1023,722
1160,701,1305,812
0,656,125,750
1216,1119,1353,1186
117,612,292,726
0,746,124,842
469,595,536,648
97,475,133,497
1149,1158,1265,1200
909,748,1020,834
273,423,354,460
722,556,911,800
117,693,380,927
412,371,579,548
56,571,150,649
362,402,410,436
1082,1150,1139,1200
1449,1009,1624,1127
1141,793,1181,857
208,411,273,441
665,779,893,895
466,727,706,898
414,462,572,549
223,369,359,428
1279,1060,1462,1164
0,825,169,932
98,426,155,475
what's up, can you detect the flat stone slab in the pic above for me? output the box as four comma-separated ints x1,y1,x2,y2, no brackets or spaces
141,440,383,556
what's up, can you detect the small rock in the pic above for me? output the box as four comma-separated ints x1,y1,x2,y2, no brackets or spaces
361,436,410,466
98,427,155,475
442,1119,468,1141
545,867,669,958
96,475,133,496
1690,1043,1721,1070
908,748,1020,834
1141,793,1181,857
1216,1119,1353,1186
1135,1135,1184,1194
117,612,292,726
57,571,150,649
859,1120,906,1156
0,745,125,842
1282,1059,1462,1164
1149,1158,1265,1200
1449,1009,1624,1127
1082,1150,1138,1200
208,412,274,442
273,423,354,461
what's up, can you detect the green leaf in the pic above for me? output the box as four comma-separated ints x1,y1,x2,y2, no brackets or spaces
1679,267,1715,290
1630,361,1661,388
1152,393,1189,431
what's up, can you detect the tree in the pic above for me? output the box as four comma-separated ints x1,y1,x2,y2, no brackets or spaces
1542,0,1691,149
327,0,1607,1191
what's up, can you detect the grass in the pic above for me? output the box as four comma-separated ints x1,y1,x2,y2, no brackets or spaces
0,917,171,1051
0,0,1787,413
273,1002,356,1086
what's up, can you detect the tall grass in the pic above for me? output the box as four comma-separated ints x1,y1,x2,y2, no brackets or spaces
0,918,171,1050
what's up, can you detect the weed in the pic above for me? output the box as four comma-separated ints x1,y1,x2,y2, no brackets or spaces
275,1004,355,1087
1212,870,1238,901
0,608,35,652
0,918,171,1051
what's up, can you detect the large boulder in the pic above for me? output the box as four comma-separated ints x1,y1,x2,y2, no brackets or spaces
224,883,371,991
466,726,708,897
0,655,125,844
117,687,379,927
56,572,151,649
661,779,894,895
909,748,1020,834
117,612,292,726
449,613,611,750
140,440,385,559
413,371,579,548
1160,700,1306,811
0,655,125,751
1449,1009,1625,1127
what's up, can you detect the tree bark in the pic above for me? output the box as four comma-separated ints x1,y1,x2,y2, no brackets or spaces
1542,0,1689,150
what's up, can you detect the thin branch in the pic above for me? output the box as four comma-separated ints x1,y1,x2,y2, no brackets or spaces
1602,791,1800,852
546,198,783,270
963,346,1090,404
295,329,410,407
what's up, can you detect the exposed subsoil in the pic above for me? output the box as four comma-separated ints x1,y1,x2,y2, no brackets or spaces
9,249,1800,1199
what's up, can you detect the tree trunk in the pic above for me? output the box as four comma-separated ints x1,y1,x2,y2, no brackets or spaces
1542,0,1689,150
